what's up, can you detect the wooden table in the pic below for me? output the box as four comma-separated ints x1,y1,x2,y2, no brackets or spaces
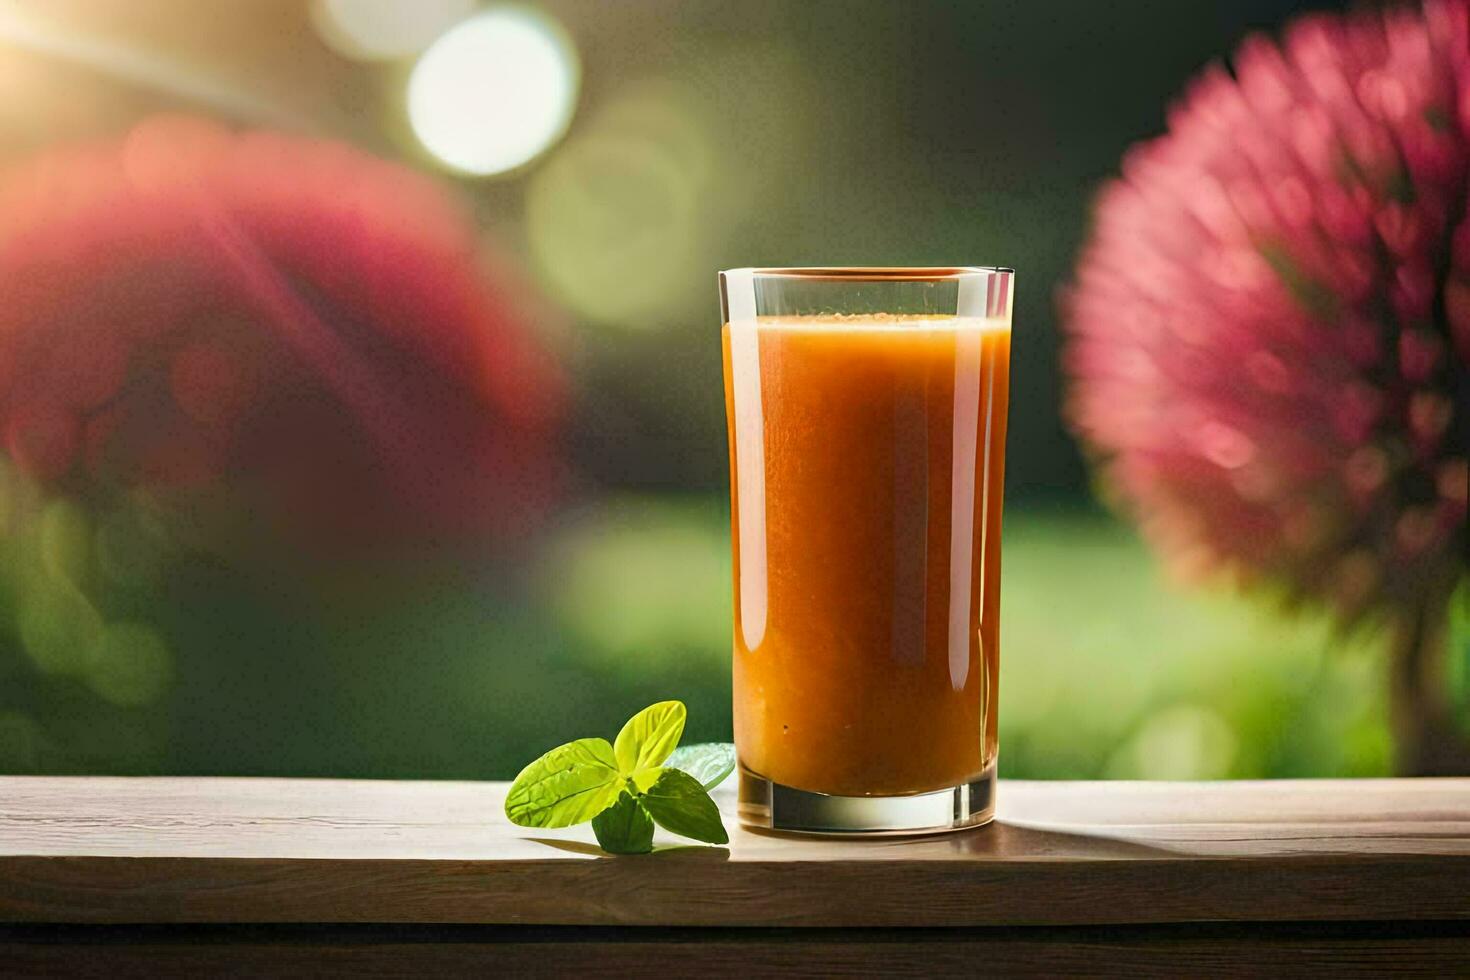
0,777,1467,975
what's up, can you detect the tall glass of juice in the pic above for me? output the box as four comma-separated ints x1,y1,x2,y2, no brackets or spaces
720,267,1013,834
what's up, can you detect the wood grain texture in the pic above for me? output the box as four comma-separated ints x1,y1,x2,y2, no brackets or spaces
4,924,1470,979
0,777,1466,927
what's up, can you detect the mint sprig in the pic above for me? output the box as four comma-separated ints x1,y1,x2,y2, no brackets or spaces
591,792,654,854
640,768,726,844
504,700,731,853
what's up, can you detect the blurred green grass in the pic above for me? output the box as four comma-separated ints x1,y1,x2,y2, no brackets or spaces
997,509,1389,779
0,494,1396,780
307,496,1391,781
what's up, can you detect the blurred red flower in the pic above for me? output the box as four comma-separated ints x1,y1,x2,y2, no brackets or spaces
0,116,565,550
1063,1,1470,773
1065,0,1467,620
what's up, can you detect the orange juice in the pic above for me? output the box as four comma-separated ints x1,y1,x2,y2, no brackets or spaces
723,314,1010,797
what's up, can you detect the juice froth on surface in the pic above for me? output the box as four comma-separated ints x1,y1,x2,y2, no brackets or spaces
723,314,1010,797
741,312,1011,330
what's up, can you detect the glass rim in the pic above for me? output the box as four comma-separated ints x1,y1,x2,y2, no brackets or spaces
722,266,1013,282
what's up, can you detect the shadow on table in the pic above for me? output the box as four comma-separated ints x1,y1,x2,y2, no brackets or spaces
734,820,1181,860
525,838,732,860
525,822,1176,861
950,820,1182,860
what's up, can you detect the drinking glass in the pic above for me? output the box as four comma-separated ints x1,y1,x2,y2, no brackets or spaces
720,267,1014,834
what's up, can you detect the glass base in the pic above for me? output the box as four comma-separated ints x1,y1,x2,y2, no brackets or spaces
737,761,996,836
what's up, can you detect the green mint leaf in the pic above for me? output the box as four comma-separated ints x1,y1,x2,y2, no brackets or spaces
666,742,736,791
591,792,654,854
613,700,686,777
630,765,664,793
504,737,623,828
640,768,729,845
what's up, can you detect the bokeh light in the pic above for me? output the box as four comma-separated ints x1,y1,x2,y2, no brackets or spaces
1104,704,1238,780
407,6,579,177
38,499,88,586
18,576,101,677
526,81,712,326
89,622,172,708
541,498,730,666
312,0,475,61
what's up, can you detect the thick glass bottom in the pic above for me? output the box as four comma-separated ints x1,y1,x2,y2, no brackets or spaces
737,760,996,836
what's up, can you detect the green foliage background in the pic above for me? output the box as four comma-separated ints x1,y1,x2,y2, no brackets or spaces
3,0,1456,780
0,497,1399,780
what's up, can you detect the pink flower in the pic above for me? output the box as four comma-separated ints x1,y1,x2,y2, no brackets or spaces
0,116,565,551
1064,1,1468,620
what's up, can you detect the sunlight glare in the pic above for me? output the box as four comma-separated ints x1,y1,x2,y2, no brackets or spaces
407,7,578,177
